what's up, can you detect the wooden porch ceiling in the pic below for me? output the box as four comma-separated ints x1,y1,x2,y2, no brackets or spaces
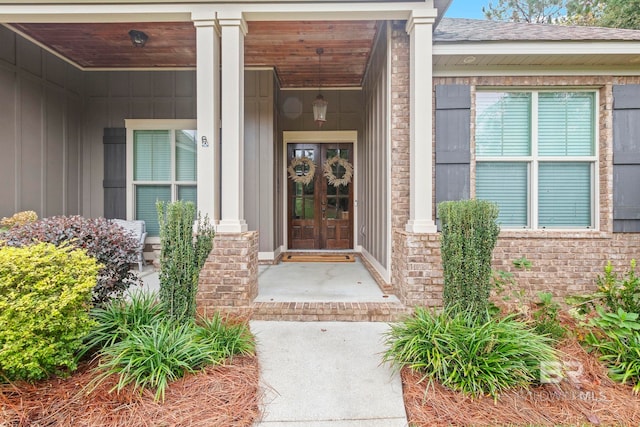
10,20,379,88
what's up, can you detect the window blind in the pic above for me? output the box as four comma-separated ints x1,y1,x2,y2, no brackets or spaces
135,185,171,236
175,130,197,181
476,92,531,157
476,162,528,226
539,93,594,157
134,130,171,181
539,162,591,227
178,185,197,208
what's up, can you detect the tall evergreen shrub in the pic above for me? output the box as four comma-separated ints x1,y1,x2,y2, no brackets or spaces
438,200,500,318
157,201,214,323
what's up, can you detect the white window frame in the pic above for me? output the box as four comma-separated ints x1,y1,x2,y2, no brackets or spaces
475,89,599,230
125,119,197,241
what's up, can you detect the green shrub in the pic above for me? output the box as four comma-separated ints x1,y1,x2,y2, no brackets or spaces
383,307,558,399
596,260,640,314
195,313,255,360
490,257,532,314
94,320,212,402
157,201,214,323
569,260,640,316
2,215,142,306
532,292,566,341
602,260,640,314
438,200,500,318
585,307,640,393
80,290,164,358
87,293,254,402
0,242,99,382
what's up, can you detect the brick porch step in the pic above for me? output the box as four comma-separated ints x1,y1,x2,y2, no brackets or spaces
251,301,412,322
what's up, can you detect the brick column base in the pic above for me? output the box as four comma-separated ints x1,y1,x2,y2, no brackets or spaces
392,230,443,308
196,231,258,317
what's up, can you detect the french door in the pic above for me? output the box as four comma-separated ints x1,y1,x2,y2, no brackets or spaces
287,143,354,250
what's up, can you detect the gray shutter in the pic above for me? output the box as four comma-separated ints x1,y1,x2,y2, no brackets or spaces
103,128,127,219
435,84,471,225
613,85,640,232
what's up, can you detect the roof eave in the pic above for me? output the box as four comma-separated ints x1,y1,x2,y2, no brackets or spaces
434,40,640,56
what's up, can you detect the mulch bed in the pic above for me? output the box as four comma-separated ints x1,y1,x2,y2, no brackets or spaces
0,356,260,427
402,338,640,426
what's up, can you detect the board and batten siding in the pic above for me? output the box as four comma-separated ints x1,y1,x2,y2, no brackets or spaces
361,23,390,278
244,69,279,254
83,70,197,218
613,84,640,232
0,25,83,219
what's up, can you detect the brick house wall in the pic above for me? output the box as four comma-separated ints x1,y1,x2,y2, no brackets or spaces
390,25,640,307
196,231,259,317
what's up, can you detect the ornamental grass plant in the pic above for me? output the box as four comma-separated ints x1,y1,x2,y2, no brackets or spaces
94,320,216,402
195,313,256,361
383,307,558,399
85,292,254,402
80,289,164,358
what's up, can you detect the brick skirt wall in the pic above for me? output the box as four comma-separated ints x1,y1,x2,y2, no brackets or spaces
495,233,640,299
392,230,640,307
196,231,258,317
392,230,443,308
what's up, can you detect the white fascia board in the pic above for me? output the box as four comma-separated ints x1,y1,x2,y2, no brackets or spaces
0,4,193,22
2,0,431,3
0,2,435,23
238,3,436,21
434,66,640,77
434,41,640,56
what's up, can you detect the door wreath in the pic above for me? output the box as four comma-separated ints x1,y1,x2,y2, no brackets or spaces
323,156,353,187
287,157,316,185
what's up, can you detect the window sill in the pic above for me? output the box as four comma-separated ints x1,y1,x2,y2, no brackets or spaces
499,229,610,239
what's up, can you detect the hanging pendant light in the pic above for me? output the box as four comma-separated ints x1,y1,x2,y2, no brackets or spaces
312,48,328,127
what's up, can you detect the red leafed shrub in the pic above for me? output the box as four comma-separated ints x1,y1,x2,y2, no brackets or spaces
1,216,142,306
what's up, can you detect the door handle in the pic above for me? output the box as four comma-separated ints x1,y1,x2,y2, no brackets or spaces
322,207,326,220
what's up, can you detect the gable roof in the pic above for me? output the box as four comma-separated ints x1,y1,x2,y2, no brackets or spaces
435,18,640,43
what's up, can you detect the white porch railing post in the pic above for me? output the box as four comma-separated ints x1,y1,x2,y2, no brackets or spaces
405,10,438,234
193,12,220,223
217,11,249,233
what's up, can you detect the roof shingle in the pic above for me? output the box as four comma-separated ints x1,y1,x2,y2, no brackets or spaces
434,18,640,42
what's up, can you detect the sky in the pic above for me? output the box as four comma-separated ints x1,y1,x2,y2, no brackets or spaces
444,0,490,19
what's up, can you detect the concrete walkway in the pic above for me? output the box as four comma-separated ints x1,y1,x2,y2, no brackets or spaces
251,321,408,427
256,260,399,303
134,264,409,425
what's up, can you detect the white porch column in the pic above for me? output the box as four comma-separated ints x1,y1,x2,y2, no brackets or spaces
217,11,248,233
193,13,220,222
405,10,438,234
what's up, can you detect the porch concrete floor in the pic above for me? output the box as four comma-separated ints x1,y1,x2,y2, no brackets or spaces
255,259,399,303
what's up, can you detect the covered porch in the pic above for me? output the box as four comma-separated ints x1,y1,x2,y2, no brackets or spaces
0,0,448,316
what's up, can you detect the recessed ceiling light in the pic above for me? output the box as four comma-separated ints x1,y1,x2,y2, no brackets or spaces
463,56,477,64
